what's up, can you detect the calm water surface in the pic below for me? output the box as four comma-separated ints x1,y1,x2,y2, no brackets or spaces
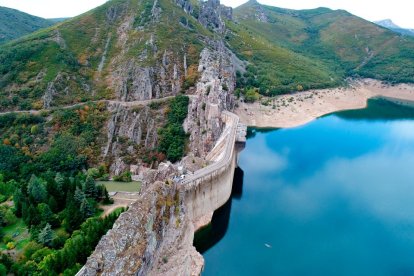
194,100,414,276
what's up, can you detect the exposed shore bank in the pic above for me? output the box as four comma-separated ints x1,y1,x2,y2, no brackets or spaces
236,79,414,128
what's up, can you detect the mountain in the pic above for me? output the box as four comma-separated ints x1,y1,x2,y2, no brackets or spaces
0,6,54,44
48,18,70,23
228,0,414,94
375,19,414,37
1,0,414,112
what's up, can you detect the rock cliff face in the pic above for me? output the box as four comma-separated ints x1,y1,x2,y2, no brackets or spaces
103,102,164,176
184,40,241,159
111,53,183,102
198,0,233,33
78,180,189,276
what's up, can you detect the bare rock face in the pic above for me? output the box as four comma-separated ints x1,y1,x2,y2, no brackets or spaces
42,72,91,108
175,0,194,14
184,40,242,158
103,103,161,176
111,55,182,102
198,0,233,33
79,181,186,276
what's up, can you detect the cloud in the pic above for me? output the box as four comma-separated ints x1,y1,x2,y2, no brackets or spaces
389,121,414,141
275,148,414,223
240,136,288,174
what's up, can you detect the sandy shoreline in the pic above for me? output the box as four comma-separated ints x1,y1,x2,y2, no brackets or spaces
235,79,414,128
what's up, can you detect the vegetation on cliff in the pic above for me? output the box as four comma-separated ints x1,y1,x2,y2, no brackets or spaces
158,95,190,162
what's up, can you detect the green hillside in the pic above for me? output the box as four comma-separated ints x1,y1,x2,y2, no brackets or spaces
2,0,414,111
0,7,53,44
229,0,414,95
0,0,210,112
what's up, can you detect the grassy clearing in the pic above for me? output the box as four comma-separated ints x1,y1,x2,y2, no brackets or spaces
97,181,141,193
0,218,30,252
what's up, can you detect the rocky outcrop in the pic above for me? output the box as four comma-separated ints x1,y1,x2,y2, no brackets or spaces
175,0,194,14
42,72,91,108
184,40,242,158
198,0,233,33
78,181,190,276
111,53,182,101
103,103,162,176
79,1,246,275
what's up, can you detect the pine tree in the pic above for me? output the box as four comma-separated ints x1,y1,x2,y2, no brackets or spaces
37,203,53,227
64,200,83,232
83,176,97,199
48,196,58,213
38,223,53,247
74,187,86,204
54,173,65,194
80,198,94,219
27,175,47,203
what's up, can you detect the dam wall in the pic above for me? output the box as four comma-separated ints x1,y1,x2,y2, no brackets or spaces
77,111,245,275
181,111,242,224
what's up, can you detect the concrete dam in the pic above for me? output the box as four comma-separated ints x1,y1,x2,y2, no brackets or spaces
182,111,246,227
78,111,247,275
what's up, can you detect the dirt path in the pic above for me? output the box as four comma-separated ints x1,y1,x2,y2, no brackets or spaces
100,193,140,217
0,95,196,116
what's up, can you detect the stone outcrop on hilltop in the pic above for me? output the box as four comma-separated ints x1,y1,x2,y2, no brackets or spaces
101,0,240,176
198,0,233,32
184,40,241,159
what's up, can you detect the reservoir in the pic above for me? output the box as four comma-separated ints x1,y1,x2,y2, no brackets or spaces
195,99,414,275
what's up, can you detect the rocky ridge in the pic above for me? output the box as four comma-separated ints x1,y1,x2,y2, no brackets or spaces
79,0,243,275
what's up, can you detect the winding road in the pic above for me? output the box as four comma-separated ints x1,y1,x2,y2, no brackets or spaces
0,95,197,116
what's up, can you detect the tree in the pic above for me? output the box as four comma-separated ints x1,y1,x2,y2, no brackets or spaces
54,173,65,194
22,241,43,260
38,223,53,247
244,88,260,103
74,187,86,204
27,175,47,203
80,198,94,219
37,203,53,226
48,196,58,213
63,200,83,232
83,176,96,199
0,263,7,275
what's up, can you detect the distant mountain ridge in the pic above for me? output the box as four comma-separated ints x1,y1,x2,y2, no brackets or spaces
0,6,53,44
1,0,414,113
375,19,414,37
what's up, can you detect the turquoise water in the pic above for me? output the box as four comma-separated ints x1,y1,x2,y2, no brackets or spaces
194,100,414,276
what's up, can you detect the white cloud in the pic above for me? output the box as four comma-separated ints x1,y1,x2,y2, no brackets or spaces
389,121,414,141
275,148,414,224
240,136,288,173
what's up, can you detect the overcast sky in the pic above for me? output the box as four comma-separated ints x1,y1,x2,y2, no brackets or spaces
0,0,413,28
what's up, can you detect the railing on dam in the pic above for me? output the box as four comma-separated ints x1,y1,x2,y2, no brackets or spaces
181,111,240,190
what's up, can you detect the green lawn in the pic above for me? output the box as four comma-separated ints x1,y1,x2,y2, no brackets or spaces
97,181,141,193
0,218,30,251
